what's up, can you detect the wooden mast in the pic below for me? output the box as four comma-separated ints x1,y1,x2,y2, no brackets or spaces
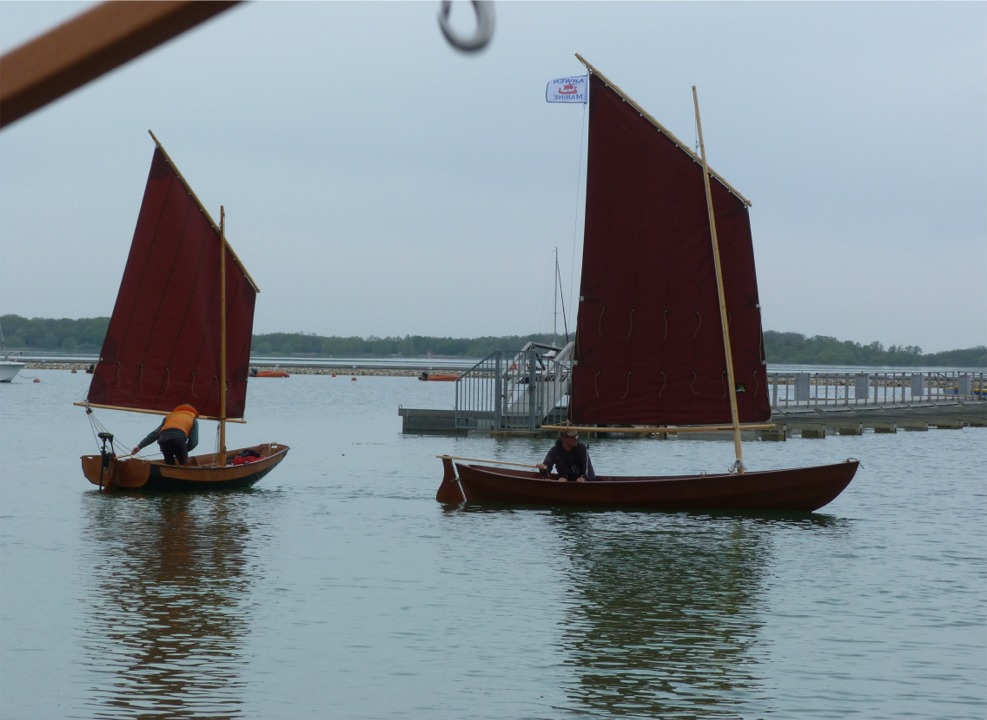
692,86,745,473
219,206,227,463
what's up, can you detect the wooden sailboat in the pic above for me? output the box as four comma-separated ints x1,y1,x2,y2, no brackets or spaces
437,55,858,511
78,132,289,492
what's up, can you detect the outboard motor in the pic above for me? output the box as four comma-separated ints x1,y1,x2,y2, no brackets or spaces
97,432,115,491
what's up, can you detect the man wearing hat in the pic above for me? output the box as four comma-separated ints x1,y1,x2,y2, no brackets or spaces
538,429,596,482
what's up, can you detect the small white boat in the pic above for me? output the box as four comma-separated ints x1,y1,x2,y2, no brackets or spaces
0,359,26,383
0,320,25,382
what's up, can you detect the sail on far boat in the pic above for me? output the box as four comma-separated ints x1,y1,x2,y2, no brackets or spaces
437,55,858,511
78,132,288,491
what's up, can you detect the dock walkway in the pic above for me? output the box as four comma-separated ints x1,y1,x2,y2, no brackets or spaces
400,368,986,438
768,399,985,438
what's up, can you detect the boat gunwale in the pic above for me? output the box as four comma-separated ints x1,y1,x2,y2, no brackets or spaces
454,459,860,485
444,458,860,512
81,442,290,491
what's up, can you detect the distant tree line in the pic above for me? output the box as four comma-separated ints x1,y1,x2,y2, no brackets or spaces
2,314,985,368
762,331,985,367
1,315,110,354
248,331,570,359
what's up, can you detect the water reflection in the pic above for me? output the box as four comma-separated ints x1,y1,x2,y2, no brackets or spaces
78,492,255,719
549,511,776,718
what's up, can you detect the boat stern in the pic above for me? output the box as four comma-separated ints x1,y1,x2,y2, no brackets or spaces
81,453,151,491
436,456,467,504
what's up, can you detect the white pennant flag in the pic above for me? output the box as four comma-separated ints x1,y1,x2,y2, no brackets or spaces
546,75,588,104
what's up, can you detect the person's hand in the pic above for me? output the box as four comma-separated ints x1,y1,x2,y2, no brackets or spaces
131,447,140,455
575,476,586,482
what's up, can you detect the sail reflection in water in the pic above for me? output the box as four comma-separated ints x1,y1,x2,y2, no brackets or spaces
78,493,256,719
549,511,845,718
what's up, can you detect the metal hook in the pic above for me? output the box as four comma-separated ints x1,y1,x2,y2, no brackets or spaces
439,0,495,52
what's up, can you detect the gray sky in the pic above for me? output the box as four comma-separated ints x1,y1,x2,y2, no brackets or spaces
1,1,985,354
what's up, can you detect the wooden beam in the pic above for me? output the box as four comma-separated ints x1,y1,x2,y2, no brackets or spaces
541,424,775,435
1,1,239,129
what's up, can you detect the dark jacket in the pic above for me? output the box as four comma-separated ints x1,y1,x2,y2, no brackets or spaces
541,439,596,481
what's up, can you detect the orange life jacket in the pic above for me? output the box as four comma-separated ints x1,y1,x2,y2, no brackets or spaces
161,405,197,436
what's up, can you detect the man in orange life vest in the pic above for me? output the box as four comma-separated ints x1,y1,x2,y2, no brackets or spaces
132,404,200,465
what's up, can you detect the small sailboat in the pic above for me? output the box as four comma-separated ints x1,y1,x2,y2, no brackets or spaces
437,55,858,511
78,132,289,491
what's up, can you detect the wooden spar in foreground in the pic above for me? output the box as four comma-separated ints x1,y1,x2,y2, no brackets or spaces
0,2,239,130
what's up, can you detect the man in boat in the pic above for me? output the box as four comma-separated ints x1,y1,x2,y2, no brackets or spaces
538,429,596,482
131,404,200,465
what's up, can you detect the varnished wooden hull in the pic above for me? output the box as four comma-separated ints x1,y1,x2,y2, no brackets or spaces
82,443,289,492
437,456,859,512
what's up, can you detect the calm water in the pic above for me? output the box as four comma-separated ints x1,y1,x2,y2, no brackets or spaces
1,370,985,720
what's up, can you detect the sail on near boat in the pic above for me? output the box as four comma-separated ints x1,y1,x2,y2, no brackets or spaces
569,71,768,430
437,55,858,511
78,132,288,491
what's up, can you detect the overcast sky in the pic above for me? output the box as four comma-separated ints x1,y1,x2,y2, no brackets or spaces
1,1,984,354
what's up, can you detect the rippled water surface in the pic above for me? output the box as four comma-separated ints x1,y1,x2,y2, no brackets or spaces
2,371,985,719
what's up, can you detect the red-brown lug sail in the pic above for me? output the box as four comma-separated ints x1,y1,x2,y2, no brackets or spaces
86,146,257,420
571,72,769,427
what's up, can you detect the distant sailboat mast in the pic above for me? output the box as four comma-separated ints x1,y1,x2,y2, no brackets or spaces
549,246,570,343
554,247,558,338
